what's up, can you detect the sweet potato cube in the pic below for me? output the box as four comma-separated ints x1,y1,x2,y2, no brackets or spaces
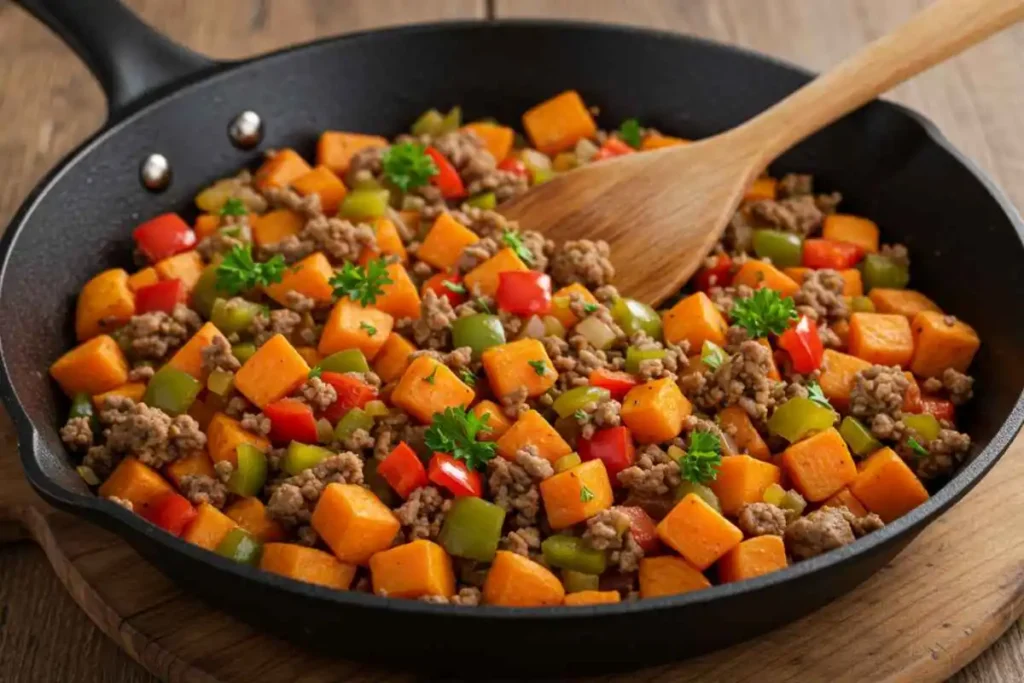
372,333,417,384
717,535,788,584
850,447,929,522
744,177,778,202
522,90,597,156
234,334,310,408
164,450,216,489
840,269,864,296
496,409,572,462
193,214,221,241
206,413,271,467
224,497,287,543
731,260,800,298
291,165,348,214
50,335,129,396
462,122,515,162
818,349,872,411
848,313,915,367
370,539,456,599
252,208,305,248
823,214,879,254
416,213,479,271
780,427,857,502
641,134,689,150
311,483,400,565
91,382,146,411
463,248,529,298
472,400,513,442
621,377,692,444
638,556,711,598
657,494,743,570
254,148,312,190
264,252,335,307
708,455,783,517
391,355,475,424
359,217,408,266
548,283,599,329
317,131,388,175
824,487,869,518
98,458,173,517
482,338,556,399
482,550,565,606
663,291,728,349
319,298,394,361
539,459,613,530
296,346,322,368
868,288,940,319
910,311,980,378
182,502,239,550
717,406,771,461
167,322,228,381
155,250,204,293
374,263,422,320
127,267,160,293
563,590,622,606
260,543,357,589
75,268,135,341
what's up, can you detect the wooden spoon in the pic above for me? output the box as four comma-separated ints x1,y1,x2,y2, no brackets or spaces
500,0,1024,305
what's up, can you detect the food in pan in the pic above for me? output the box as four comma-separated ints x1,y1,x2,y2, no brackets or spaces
50,90,979,607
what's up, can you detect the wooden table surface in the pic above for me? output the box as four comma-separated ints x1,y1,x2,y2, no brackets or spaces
1,0,1022,680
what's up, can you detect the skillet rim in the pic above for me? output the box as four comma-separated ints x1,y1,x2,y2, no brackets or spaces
2,18,1023,621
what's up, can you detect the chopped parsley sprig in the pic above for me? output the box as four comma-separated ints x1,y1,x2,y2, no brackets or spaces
501,229,533,265
806,381,833,412
730,288,798,339
424,406,497,471
618,118,642,149
215,244,286,295
381,142,438,191
330,258,393,307
907,436,929,458
678,431,723,485
219,197,248,217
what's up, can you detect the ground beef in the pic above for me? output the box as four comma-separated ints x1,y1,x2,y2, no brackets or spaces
881,243,910,268
118,305,202,361
265,452,364,527
60,416,93,452
792,269,849,324
429,130,529,203
549,239,615,289
200,335,240,374
708,284,754,317
261,186,322,217
249,308,314,347
337,427,375,453
500,386,531,420
487,456,542,529
179,474,228,509
629,331,686,382
225,396,249,419
306,216,376,263
240,412,272,436
777,173,813,198
617,445,681,498
284,290,317,314
420,587,483,606
297,377,337,412
209,170,268,213
686,340,784,422
456,235,500,273
737,502,788,537
911,429,971,480
922,368,975,406
841,507,885,537
82,445,118,481
395,486,451,541
372,411,428,460
579,396,622,440
849,365,909,420
515,446,554,481
344,145,385,187
196,230,246,261
128,364,155,382
748,195,826,237
582,508,630,550
404,289,457,350
100,397,206,469
500,527,541,557
610,533,644,573
724,211,755,253
784,507,855,560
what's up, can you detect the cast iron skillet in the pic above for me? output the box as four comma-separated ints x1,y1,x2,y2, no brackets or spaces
4,0,1024,674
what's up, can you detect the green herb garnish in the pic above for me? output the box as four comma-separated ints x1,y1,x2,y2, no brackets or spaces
807,381,833,411
574,409,589,422
501,229,533,265
582,302,599,314
308,365,323,380
700,340,727,371
424,366,439,385
442,280,467,295
215,245,286,295
678,431,722,485
360,321,378,337
528,360,548,376
424,406,497,471
580,485,595,503
618,118,642,149
381,142,438,192
459,369,476,387
219,197,247,217
329,258,393,307
907,436,929,458
729,288,798,339
476,298,492,314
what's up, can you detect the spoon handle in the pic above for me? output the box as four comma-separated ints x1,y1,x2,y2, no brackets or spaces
732,0,1024,166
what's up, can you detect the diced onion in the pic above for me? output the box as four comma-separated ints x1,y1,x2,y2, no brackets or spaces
316,418,334,444
575,316,617,350
519,315,547,340
542,315,566,338
520,148,552,172
575,138,600,163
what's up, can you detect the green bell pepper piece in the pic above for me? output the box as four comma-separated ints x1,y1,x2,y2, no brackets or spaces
69,392,99,431
903,413,941,442
625,346,666,374
780,489,807,517
334,408,374,441
553,453,582,473
319,349,370,374
231,343,257,364
562,569,600,593
211,297,263,335
768,396,836,443
531,168,555,185
339,189,390,221
542,315,566,338
451,313,506,360
439,106,462,133
215,528,263,566
466,192,497,210
411,108,444,137
850,295,876,313
862,253,909,291
228,443,267,497
143,366,201,416
701,340,728,370
363,400,389,418
839,416,883,457
541,535,608,575
752,229,803,268
282,442,333,476
552,386,611,419
206,369,234,396
438,497,506,562
364,458,400,507
610,297,663,340
190,265,221,319
674,481,722,513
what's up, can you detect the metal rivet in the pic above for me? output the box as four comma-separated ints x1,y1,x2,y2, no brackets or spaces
139,153,171,192
229,110,263,149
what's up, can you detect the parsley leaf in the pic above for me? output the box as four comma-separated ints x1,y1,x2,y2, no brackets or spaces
618,118,642,149
527,360,548,376
700,340,727,371
501,229,533,265
729,288,798,339
573,409,589,422
360,321,377,337
381,142,438,192
329,258,393,307
476,298,492,314
215,244,286,295
580,485,595,503
806,381,833,411
308,365,323,379
442,280,467,295
907,436,929,458
424,366,438,385
582,302,599,314
424,406,497,471
678,430,722,485
219,197,248,217
459,369,476,387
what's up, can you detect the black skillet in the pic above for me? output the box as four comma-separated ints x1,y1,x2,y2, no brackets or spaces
4,0,1024,674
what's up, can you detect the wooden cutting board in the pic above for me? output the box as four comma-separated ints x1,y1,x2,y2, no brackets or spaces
0,414,1022,683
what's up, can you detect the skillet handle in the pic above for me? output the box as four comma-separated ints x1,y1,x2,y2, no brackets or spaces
13,0,214,119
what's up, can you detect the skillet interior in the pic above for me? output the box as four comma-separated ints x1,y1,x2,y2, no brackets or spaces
2,21,1023,671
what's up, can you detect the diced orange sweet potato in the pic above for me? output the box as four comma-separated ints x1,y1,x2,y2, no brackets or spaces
359,217,408,266
319,299,394,361
910,311,980,378
482,338,556,399
397,210,421,238
638,556,711,598
539,459,614,530
621,377,692,444
374,263,422,320
291,165,348,214
717,535,788,584
127,267,160,293
840,269,864,296
848,313,915,367
391,355,475,424
496,409,572,462
549,283,599,329
850,447,929,522
234,334,310,409
483,550,565,606
755,337,782,381
462,122,515,162
463,247,529,298
91,382,146,411
783,267,811,284
155,250,204,293
824,487,869,517
167,321,228,380
563,590,622,606
731,260,800,298
164,450,216,489
50,335,129,396
317,131,388,175
254,148,312,190
252,209,305,248
641,134,689,150
663,291,728,349
823,214,879,253
187,396,218,431
372,333,417,384
75,268,135,341
260,543,357,589
818,349,871,411
224,497,287,543
869,288,941,319
98,458,173,517
416,213,479,271
206,413,271,467
473,400,513,441
718,406,771,461
182,502,239,551
311,483,400,564
296,346,321,368
193,214,221,241
780,427,857,502
370,539,455,599
708,455,783,517
744,177,777,202
657,494,743,570
264,252,335,307
522,90,597,156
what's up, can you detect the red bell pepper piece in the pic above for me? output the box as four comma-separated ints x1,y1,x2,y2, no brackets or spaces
592,138,635,161
903,378,923,414
801,239,863,270
320,371,377,423
694,253,733,291
496,271,552,316
920,396,956,423
425,147,466,200
143,492,198,537
134,279,185,314
588,369,639,401
578,426,636,482
617,505,660,553
427,453,482,497
497,157,529,179
263,399,319,444
378,441,429,499
778,315,824,374
421,272,467,307
132,213,196,263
